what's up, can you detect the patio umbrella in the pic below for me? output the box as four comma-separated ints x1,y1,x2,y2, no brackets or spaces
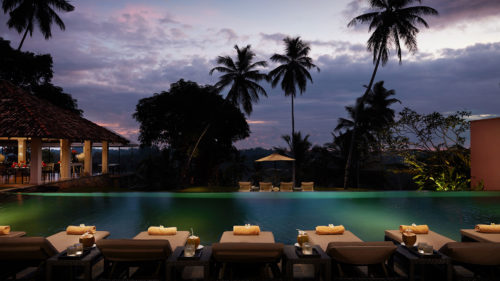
255,153,295,185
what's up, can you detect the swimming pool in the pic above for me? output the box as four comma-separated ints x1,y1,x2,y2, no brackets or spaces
1,191,499,244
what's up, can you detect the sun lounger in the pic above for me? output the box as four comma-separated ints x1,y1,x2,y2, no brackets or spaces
238,181,251,192
134,230,190,250
259,182,272,192
212,242,283,279
279,182,293,192
384,229,455,250
460,229,500,243
219,231,275,243
0,231,26,238
301,181,314,191
97,239,172,280
305,230,362,251
46,230,110,252
326,241,398,279
0,237,58,280
439,242,500,280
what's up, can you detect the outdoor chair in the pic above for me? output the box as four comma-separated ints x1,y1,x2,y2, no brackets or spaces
134,229,189,251
238,181,252,192
212,242,284,280
440,242,500,281
384,229,455,250
259,182,272,192
97,239,173,280
301,181,314,191
326,241,399,280
0,237,58,280
279,182,293,192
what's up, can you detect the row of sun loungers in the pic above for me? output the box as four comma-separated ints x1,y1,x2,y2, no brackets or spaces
239,181,314,192
1,224,500,280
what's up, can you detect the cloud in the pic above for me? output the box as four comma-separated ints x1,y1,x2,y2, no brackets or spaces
217,28,239,43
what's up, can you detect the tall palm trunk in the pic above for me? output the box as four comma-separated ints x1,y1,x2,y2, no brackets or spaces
291,94,296,187
343,47,383,189
17,27,29,50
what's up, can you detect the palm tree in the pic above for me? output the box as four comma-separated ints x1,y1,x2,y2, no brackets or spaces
2,0,75,50
186,45,268,173
269,36,319,185
335,81,400,187
343,0,438,188
210,45,268,115
275,131,312,184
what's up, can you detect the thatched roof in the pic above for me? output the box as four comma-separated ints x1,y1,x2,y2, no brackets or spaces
0,80,129,144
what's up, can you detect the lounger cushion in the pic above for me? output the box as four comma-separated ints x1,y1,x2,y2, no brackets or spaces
460,229,500,243
219,231,275,243
97,239,172,261
47,230,110,252
385,230,454,250
0,231,26,238
439,242,500,266
327,241,397,265
306,230,362,251
212,242,284,263
0,237,58,260
133,231,189,250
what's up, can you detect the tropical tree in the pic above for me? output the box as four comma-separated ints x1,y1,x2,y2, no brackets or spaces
275,131,312,184
268,36,319,185
343,0,438,188
2,0,75,50
184,45,268,171
133,79,249,186
210,45,268,115
335,81,400,187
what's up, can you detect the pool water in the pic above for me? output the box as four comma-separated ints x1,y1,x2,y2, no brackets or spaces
1,191,500,245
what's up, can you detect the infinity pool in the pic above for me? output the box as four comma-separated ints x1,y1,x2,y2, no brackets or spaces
1,191,500,244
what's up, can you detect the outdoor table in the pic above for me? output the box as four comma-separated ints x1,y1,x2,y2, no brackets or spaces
282,244,331,281
70,163,83,177
166,245,213,281
46,247,103,281
392,245,452,281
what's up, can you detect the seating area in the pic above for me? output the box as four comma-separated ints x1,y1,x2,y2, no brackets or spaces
238,181,315,192
0,223,499,280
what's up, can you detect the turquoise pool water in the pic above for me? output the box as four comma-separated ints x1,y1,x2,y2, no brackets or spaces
1,191,500,244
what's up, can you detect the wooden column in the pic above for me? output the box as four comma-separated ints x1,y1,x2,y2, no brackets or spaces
60,139,71,180
29,137,42,185
83,140,92,176
101,141,109,174
17,138,26,163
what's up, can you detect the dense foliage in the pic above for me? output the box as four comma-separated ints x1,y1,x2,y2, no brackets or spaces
390,108,473,191
0,38,82,115
133,79,250,188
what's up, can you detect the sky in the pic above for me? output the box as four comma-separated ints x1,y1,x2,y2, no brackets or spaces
1,0,500,149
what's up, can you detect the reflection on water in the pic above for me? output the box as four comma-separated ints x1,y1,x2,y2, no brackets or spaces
1,191,500,244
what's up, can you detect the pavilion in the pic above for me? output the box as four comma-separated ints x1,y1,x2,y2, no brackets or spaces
0,80,129,185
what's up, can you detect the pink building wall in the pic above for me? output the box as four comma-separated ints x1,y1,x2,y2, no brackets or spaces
471,118,500,190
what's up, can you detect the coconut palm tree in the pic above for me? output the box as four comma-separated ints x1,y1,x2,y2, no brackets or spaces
186,45,268,173
2,0,75,50
209,44,268,115
336,81,400,187
269,36,319,185
343,0,438,188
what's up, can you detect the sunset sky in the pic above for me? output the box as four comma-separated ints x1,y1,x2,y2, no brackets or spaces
1,0,499,148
